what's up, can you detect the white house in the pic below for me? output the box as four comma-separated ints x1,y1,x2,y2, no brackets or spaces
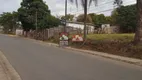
66,21,94,33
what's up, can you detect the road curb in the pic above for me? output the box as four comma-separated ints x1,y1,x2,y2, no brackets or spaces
65,47,142,67
0,51,22,80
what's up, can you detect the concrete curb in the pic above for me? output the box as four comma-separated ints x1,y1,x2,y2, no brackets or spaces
65,47,142,66
0,51,22,80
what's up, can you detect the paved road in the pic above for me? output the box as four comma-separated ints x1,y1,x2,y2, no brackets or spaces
0,34,142,80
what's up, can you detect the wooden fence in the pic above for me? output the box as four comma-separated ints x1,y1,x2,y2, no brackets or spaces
25,26,81,41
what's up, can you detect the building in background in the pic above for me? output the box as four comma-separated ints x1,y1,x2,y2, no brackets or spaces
0,26,3,33
67,21,94,34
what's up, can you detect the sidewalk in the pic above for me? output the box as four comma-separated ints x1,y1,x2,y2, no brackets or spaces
0,51,21,80
0,53,10,80
0,63,8,80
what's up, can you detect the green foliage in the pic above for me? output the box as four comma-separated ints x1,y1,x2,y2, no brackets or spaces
88,34,134,42
77,14,92,23
61,14,74,21
18,0,50,31
93,14,106,25
0,12,19,33
88,13,112,28
49,16,61,27
112,5,137,33
105,16,113,24
18,0,60,31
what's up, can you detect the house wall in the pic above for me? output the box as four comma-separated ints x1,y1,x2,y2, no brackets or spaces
67,23,94,33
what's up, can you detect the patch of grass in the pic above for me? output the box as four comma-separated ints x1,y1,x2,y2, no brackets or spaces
87,34,134,42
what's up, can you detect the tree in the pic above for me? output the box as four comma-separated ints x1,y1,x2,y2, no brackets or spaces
88,13,111,27
0,12,19,34
111,9,118,25
61,14,74,21
105,16,113,24
112,5,137,33
134,0,142,44
93,14,106,25
77,14,92,23
18,0,51,32
49,15,61,27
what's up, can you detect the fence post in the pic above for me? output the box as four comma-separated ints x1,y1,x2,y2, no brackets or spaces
47,29,49,39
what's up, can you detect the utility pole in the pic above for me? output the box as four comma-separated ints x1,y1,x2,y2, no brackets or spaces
36,10,38,31
64,0,67,32
84,0,87,40
35,10,38,39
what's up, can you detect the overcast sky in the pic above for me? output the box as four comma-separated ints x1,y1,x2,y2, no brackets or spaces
0,0,136,16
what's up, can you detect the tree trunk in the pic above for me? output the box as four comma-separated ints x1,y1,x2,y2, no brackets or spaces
134,0,142,44
84,0,87,40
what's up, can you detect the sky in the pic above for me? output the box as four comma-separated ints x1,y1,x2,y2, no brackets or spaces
0,0,136,16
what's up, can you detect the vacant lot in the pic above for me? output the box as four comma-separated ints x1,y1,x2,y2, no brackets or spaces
71,34,142,59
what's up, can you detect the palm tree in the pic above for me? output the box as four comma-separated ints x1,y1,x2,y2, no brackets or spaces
69,0,98,40
69,0,122,40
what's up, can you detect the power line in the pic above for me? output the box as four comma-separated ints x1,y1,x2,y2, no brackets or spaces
52,0,114,13
52,0,136,15
68,0,135,14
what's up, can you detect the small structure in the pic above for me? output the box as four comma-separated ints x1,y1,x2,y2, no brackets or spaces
16,29,23,36
94,24,120,34
66,21,94,34
101,24,111,34
0,26,3,33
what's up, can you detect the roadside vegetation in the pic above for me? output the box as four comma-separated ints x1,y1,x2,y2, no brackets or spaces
70,34,142,59
47,33,142,59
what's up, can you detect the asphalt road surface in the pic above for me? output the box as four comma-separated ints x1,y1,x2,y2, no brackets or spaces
0,34,142,80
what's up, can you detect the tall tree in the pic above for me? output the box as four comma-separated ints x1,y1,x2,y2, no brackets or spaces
112,5,137,33
134,0,142,44
18,0,51,32
0,12,19,34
